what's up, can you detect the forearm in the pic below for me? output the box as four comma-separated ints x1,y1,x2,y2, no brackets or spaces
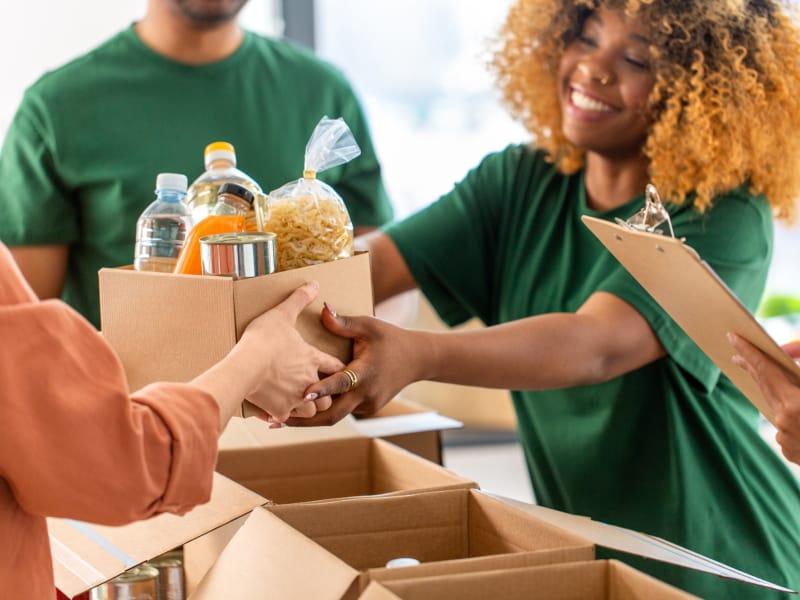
415,308,663,390
189,345,257,430
413,313,607,390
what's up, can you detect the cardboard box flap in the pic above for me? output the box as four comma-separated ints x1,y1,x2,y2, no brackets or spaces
50,473,265,598
359,582,401,599
218,414,362,450
189,506,359,600
582,215,800,425
360,560,698,599
99,268,236,392
353,412,462,438
231,252,374,361
483,491,794,594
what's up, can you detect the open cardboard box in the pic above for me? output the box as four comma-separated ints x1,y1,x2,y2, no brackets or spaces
359,559,698,599
189,488,596,600
99,252,374,392
188,489,794,599
218,396,461,465
50,473,266,599
183,437,477,592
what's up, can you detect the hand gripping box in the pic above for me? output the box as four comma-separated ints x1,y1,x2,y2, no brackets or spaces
187,489,794,600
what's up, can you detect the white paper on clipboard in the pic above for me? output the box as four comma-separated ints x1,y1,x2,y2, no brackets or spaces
581,214,800,425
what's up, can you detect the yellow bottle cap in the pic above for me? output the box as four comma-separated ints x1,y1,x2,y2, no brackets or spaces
205,141,235,155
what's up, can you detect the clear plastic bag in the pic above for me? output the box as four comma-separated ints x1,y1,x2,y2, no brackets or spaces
261,117,360,270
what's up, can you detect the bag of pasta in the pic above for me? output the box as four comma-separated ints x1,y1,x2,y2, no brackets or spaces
262,116,360,270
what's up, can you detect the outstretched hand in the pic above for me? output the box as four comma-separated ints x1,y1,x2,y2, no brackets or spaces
285,303,424,427
730,333,800,465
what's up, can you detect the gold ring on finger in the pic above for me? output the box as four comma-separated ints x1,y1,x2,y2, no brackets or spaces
342,368,359,392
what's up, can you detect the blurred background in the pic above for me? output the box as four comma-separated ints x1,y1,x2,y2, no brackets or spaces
3,0,798,498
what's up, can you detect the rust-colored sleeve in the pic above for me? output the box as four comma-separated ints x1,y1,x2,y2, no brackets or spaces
0,245,220,525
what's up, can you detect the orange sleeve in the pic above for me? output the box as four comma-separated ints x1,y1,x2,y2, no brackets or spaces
0,245,220,524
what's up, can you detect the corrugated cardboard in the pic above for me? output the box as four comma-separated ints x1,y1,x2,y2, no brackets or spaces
99,252,373,392
217,397,462,465
359,560,699,599
50,473,265,599
183,438,477,592
216,437,474,503
189,489,794,599
189,489,596,600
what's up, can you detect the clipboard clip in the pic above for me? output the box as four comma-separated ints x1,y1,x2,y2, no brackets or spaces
614,184,676,238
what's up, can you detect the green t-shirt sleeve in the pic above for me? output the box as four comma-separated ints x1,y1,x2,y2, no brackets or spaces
596,191,773,392
0,94,78,246
385,147,517,326
318,77,393,228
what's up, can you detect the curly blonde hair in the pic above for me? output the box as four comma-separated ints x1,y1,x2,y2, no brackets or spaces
491,0,800,221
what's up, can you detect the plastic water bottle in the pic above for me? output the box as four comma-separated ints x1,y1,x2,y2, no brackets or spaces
133,173,193,272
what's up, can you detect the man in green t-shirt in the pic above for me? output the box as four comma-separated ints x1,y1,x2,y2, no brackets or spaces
0,0,392,328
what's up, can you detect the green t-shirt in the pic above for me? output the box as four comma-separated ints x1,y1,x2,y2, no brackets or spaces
386,145,800,598
0,26,393,327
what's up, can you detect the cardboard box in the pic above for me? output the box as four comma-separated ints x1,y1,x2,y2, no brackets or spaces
215,437,474,503
183,438,476,591
50,473,266,599
188,489,794,599
217,396,462,465
359,560,698,599
99,253,373,392
189,489,596,599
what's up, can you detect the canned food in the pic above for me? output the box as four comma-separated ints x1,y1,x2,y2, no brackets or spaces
149,550,185,600
89,563,159,600
200,232,277,279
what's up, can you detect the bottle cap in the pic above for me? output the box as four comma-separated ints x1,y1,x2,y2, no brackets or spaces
204,141,236,168
385,557,420,569
155,173,188,193
218,182,255,206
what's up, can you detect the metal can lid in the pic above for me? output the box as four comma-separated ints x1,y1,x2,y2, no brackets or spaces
199,232,277,245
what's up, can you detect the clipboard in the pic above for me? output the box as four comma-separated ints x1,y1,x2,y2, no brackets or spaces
582,214,800,425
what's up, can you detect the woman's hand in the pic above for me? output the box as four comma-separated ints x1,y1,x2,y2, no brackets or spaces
231,282,345,424
285,303,427,427
730,333,800,465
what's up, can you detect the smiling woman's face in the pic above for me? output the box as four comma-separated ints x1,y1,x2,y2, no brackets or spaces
558,7,656,159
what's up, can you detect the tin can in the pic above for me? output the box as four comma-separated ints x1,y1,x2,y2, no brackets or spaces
149,550,185,600
89,563,159,600
200,232,277,279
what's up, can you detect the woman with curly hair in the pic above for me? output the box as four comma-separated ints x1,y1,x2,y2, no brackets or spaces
294,0,800,596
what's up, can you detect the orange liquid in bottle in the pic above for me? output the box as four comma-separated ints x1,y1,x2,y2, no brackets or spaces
173,214,246,275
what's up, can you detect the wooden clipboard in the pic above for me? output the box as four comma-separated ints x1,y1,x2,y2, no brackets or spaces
582,215,800,425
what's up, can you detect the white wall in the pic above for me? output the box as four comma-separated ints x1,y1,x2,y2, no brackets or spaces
0,0,280,139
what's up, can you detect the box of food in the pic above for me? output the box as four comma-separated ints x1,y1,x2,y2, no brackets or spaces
99,252,373,393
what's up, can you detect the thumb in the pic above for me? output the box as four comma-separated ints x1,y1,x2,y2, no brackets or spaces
321,302,369,340
782,340,800,360
276,281,319,323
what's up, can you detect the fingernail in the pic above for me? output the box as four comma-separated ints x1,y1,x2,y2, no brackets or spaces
324,302,337,318
305,392,319,402
726,333,735,344
269,422,286,429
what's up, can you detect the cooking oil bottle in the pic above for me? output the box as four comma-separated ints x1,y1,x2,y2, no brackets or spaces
173,182,255,275
184,141,264,230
